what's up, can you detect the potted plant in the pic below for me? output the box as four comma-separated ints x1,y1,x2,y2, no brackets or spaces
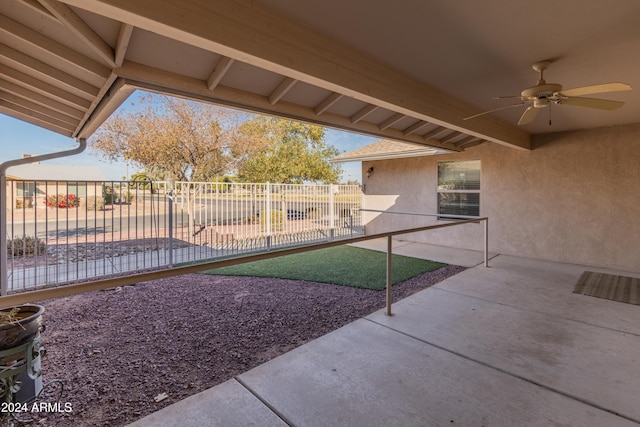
0,305,45,352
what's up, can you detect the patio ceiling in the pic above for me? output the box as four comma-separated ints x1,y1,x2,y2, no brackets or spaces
1,1,639,153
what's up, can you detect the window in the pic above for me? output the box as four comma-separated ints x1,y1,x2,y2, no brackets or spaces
66,182,88,197
437,160,480,218
17,182,36,197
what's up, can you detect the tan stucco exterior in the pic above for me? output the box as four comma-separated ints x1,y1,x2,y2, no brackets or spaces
363,123,640,272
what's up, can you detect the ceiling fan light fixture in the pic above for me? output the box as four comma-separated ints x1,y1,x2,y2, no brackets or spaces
533,98,549,108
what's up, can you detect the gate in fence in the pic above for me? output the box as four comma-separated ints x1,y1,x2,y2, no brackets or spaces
2,180,363,294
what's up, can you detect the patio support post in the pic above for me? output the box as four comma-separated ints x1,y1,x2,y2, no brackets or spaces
386,235,393,316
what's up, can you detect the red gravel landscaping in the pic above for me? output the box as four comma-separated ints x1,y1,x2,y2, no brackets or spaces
31,265,464,426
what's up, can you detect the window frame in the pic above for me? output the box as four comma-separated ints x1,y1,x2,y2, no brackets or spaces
436,160,481,220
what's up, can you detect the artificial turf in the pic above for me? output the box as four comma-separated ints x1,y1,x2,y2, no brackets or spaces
201,245,445,290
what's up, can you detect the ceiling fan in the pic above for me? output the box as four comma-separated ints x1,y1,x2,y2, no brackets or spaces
464,60,632,125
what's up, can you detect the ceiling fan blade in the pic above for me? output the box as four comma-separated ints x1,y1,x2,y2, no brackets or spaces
559,83,631,97
558,96,624,110
492,95,524,100
517,106,539,125
463,102,528,121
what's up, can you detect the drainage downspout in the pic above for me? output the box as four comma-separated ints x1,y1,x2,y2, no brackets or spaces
1,138,87,296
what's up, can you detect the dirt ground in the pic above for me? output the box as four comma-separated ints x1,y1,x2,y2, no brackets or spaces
24,265,464,426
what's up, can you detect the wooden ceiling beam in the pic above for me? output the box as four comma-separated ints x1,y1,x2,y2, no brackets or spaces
350,104,377,124
403,120,429,136
38,0,116,67
77,77,135,139
460,139,485,149
0,90,78,125
0,14,110,82
0,78,85,120
314,92,342,115
116,60,461,152
0,43,99,99
268,76,297,105
114,23,133,67
379,113,405,130
59,0,530,150
422,126,447,140
0,104,73,136
454,135,479,148
207,56,234,91
440,131,462,144
17,0,56,18
0,63,91,110
0,98,76,133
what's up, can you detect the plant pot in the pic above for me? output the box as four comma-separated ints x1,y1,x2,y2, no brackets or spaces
0,305,45,351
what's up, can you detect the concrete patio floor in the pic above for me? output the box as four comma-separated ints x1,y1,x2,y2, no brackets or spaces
129,240,640,427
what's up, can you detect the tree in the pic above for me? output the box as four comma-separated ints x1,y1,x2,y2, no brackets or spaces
90,94,260,181
129,171,150,182
237,117,343,184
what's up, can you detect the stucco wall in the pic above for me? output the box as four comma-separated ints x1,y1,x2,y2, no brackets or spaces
363,123,640,271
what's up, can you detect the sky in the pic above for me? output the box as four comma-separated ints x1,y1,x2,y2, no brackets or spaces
0,91,377,183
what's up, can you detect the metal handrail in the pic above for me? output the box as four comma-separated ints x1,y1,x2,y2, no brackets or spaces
360,209,488,315
0,213,488,311
360,208,489,267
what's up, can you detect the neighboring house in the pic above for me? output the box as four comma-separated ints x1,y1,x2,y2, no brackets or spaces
5,163,106,210
332,124,640,272
332,139,445,163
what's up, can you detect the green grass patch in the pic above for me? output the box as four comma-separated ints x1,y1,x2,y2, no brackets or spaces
201,245,445,290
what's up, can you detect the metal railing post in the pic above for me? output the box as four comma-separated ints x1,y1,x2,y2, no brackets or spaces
168,182,174,268
329,184,335,237
386,235,393,316
484,218,489,267
266,183,271,250
350,215,353,238
168,189,173,268
1,174,7,295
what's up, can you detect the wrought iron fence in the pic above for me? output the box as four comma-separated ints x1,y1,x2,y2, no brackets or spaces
2,181,363,294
